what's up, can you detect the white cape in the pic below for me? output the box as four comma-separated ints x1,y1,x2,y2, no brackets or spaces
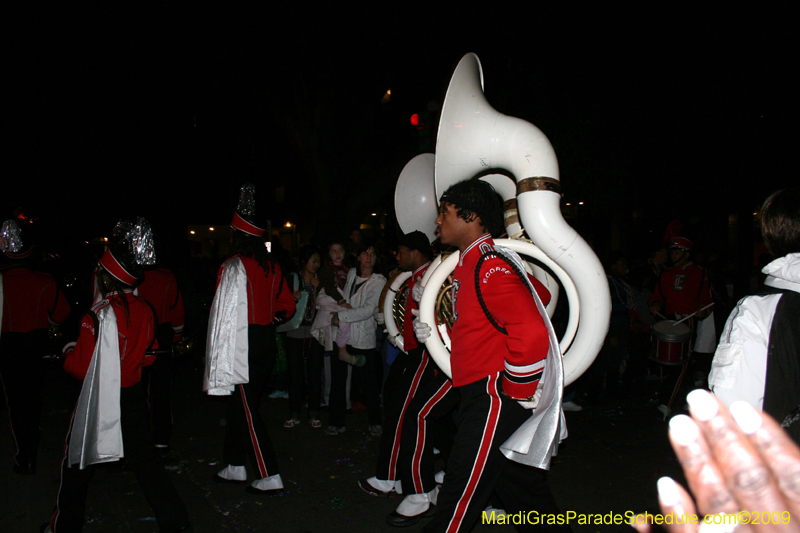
68,305,123,469
494,245,567,470
204,257,249,396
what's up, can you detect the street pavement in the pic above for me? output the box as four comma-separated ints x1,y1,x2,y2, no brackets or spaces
1,356,683,533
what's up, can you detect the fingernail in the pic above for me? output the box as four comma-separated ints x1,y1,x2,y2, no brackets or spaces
729,401,762,435
687,389,718,421
657,476,679,506
669,414,699,446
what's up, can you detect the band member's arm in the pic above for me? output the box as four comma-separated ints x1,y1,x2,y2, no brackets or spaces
482,262,549,400
527,274,551,307
273,264,297,322
165,279,185,340
47,283,71,326
63,313,98,381
142,309,158,367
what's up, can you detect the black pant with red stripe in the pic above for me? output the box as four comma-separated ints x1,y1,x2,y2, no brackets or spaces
0,330,48,472
223,324,280,479
50,383,190,533
423,374,568,533
396,369,458,495
375,346,433,481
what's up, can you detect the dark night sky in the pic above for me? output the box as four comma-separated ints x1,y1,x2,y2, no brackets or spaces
6,3,798,256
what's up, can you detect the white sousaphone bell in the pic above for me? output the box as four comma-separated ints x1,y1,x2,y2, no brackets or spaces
384,154,437,352
412,53,611,386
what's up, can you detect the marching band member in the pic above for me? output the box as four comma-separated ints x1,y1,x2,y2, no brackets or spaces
358,232,435,498
138,244,185,453
649,237,714,420
207,184,295,494
413,179,568,533
46,225,191,533
0,220,70,475
390,233,554,528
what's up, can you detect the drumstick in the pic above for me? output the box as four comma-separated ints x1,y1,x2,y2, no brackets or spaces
672,303,714,326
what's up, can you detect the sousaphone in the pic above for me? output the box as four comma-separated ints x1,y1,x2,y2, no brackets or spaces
385,154,437,352
418,53,611,386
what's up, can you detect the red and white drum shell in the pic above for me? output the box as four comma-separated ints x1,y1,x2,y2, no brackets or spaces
652,320,692,365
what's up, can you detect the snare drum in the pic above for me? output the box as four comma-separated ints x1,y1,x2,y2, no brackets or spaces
651,320,692,365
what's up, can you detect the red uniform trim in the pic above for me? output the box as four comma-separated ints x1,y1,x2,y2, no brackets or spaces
0,373,20,464
239,384,268,478
99,248,138,285
402,262,430,351
412,377,453,494
387,351,430,480
231,212,265,237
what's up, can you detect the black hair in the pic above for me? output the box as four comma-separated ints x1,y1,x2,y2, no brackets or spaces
231,228,275,275
327,237,346,251
97,268,134,327
417,245,434,261
297,245,321,273
440,179,505,237
761,187,800,258
354,241,379,277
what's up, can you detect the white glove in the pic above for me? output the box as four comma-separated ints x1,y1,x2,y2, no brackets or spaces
412,282,425,303
375,311,385,326
411,308,431,343
387,335,398,348
518,385,544,410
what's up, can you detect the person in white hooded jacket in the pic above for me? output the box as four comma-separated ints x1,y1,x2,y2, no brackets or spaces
325,243,386,436
709,187,800,445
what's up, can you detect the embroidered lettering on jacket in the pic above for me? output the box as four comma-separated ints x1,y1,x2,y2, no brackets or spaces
81,321,96,336
673,274,686,290
451,279,461,323
482,265,512,284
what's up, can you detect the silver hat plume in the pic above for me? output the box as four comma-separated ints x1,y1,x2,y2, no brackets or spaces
237,182,257,216
0,220,23,253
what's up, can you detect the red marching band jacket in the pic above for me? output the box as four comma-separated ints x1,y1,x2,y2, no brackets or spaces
216,254,296,326
450,234,551,399
402,261,431,351
649,262,714,317
137,268,185,340
1,267,71,333
64,291,157,388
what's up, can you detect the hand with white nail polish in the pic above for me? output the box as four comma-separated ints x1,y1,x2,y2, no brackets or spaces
631,389,800,533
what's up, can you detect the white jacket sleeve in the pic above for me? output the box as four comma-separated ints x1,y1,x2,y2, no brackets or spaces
708,293,780,411
338,275,385,324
